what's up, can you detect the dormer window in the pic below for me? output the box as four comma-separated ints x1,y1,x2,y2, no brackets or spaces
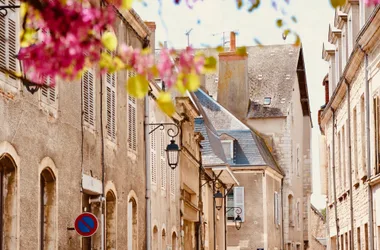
221,140,234,163
264,97,272,105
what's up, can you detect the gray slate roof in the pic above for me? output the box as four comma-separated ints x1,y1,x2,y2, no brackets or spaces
246,44,300,118
192,89,283,174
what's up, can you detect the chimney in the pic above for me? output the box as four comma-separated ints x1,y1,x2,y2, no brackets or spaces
230,31,236,51
144,21,156,52
217,32,249,120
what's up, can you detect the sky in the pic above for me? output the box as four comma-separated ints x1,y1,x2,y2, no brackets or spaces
134,0,335,209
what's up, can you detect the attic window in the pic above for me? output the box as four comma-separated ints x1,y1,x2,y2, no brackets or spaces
264,97,272,105
221,140,233,163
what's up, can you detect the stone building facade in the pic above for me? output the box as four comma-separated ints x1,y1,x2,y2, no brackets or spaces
198,35,313,250
0,7,151,250
318,3,379,250
308,205,327,250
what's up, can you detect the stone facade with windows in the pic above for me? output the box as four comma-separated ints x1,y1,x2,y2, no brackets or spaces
0,7,150,249
318,3,380,250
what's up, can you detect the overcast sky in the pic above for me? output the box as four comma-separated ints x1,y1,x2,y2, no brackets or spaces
134,0,335,209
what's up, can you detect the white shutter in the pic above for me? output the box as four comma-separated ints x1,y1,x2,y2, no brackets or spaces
274,192,279,225
127,201,133,250
128,71,137,151
83,69,95,128
151,132,157,184
234,187,244,222
40,76,56,105
170,168,175,196
0,0,18,88
106,66,116,141
160,129,167,190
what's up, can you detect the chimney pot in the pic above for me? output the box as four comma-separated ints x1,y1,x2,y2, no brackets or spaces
230,32,236,51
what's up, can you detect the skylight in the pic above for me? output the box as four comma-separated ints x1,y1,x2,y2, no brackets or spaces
264,97,272,105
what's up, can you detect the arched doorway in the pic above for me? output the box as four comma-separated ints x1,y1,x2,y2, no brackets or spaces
172,232,177,250
106,191,117,250
152,226,158,250
0,154,17,249
40,167,57,249
128,198,137,250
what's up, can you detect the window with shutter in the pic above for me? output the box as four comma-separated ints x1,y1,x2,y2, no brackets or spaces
128,71,137,151
234,187,244,222
82,69,95,128
40,76,57,106
296,201,300,230
151,132,157,184
170,168,175,196
160,129,167,190
106,58,116,141
0,0,18,90
274,192,279,225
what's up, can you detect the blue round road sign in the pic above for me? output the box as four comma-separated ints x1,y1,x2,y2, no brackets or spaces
74,212,99,237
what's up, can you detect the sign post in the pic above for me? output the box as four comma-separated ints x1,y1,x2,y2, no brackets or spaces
74,212,99,237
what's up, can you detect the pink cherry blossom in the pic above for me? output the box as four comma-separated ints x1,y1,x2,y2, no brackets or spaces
364,0,380,5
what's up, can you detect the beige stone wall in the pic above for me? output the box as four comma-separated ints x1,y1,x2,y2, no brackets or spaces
0,11,149,250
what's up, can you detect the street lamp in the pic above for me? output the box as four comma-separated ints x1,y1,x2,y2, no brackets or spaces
226,207,243,230
213,190,224,211
166,139,180,170
234,214,242,230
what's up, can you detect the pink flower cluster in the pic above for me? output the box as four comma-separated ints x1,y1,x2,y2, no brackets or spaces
18,1,115,85
364,0,380,5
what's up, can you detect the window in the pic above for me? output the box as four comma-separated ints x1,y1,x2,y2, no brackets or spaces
274,192,280,225
161,229,166,250
128,198,137,250
0,0,18,91
296,201,300,229
365,223,369,250
40,76,57,106
106,52,117,142
288,195,294,226
374,96,380,174
170,167,176,196
160,129,166,190
264,97,271,105
153,227,158,250
227,187,245,222
221,140,233,163
40,168,57,250
128,71,137,151
342,125,346,189
106,190,117,249
82,69,95,128
353,107,358,179
172,232,177,250
338,131,342,188
358,227,361,250
0,154,17,249
296,145,300,177
361,95,366,173
150,132,157,184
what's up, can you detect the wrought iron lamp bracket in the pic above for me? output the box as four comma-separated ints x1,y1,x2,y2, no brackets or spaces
226,206,242,214
147,123,181,139
0,5,20,17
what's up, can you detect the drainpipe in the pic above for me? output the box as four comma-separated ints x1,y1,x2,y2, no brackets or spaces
345,80,354,250
332,108,340,250
213,179,216,250
99,69,106,250
281,178,284,250
363,49,374,250
145,95,151,250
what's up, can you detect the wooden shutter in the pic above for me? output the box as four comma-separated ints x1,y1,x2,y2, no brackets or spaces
234,187,244,222
128,71,137,151
40,76,56,105
150,132,157,184
160,129,167,190
106,66,116,141
83,69,95,128
0,0,18,88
